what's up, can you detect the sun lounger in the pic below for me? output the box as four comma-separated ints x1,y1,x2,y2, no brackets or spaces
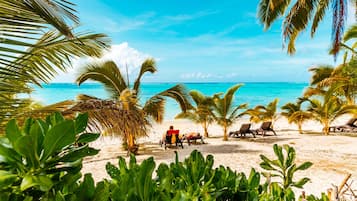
329,118,357,132
229,123,256,138
160,130,184,149
182,132,205,145
254,121,276,136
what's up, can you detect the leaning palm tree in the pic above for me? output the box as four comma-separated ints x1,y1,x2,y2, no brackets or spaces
257,0,355,56
0,0,109,127
211,84,247,141
308,61,357,105
76,59,191,152
244,98,279,127
302,86,357,135
175,90,215,137
281,101,312,134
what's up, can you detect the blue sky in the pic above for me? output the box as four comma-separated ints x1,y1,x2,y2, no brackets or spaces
54,0,355,83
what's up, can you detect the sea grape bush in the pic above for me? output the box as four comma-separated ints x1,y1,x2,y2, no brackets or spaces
0,113,330,200
0,112,101,200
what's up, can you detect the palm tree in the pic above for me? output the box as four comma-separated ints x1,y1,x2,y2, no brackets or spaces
0,0,109,127
257,0,355,56
281,101,312,134
76,59,191,152
244,98,279,126
308,61,357,105
175,90,215,137
211,84,247,141
302,87,357,135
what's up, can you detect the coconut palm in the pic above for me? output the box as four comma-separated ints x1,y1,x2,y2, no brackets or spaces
302,86,357,135
281,101,312,134
257,0,355,56
244,98,279,126
175,90,215,137
308,61,357,105
211,84,247,141
76,59,191,151
0,0,109,127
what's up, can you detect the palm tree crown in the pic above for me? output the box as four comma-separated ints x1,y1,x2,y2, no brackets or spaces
212,84,247,141
76,58,191,151
258,0,355,56
175,90,215,137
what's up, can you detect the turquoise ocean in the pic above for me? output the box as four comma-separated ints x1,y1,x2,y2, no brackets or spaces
32,82,308,120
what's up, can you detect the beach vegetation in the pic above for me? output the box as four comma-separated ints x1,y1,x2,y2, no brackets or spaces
175,90,215,137
0,112,100,200
0,113,329,201
211,84,247,141
257,0,354,56
260,144,313,200
244,98,279,127
281,101,312,134
307,61,357,105
0,1,110,130
301,86,357,135
76,59,191,153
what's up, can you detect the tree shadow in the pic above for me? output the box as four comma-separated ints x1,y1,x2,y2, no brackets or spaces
231,136,298,144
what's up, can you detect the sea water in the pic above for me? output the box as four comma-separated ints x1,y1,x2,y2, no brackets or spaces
31,82,308,119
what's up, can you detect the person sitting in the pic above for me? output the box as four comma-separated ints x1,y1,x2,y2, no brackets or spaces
182,132,205,145
160,125,183,149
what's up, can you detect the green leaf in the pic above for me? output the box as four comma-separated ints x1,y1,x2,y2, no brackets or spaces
92,181,110,201
76,174,95,200
59,146,99,162
5,119,22,145
247,168,260,188
20,175,53,191
47,112,65,126
0,143,21,164
42,120,75,160
273,144,284,168
293,177,310,188
296,162,313,171
75,113,88,134
0,170,18,189
29,120,44,156
106,162,120,179
22,118,35,134
77,133,100,144
14,135,40,168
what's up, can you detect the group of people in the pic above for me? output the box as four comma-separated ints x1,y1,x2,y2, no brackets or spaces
162,125,204,145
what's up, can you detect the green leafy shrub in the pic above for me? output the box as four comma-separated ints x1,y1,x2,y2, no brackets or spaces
0,114,334,201
0,112,100,200
259,144,313,201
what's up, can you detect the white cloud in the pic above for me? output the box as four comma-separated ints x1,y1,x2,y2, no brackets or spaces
52,42,153,83
180,72,212,79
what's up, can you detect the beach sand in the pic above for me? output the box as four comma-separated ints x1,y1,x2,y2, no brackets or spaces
82,116,357,196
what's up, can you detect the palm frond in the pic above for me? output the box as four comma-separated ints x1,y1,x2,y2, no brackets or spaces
133,58,156,94
142,96,165,123
330,0,348,56
311,0,330,37
155,84,193,113
258,0,291,30
343,24,357,42
76,60,127,99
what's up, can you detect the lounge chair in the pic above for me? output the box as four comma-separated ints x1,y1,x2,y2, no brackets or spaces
254,121,276,136
229,123,256,138
329,118,357,132
182,132,205,145
160,130,184,149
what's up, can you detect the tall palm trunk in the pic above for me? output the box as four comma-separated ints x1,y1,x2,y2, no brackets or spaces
223,121,228,141
203,121,209,137
322,120,330,135
297,122,303,134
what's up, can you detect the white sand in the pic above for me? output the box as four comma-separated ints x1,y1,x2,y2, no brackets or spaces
82,115,357,196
